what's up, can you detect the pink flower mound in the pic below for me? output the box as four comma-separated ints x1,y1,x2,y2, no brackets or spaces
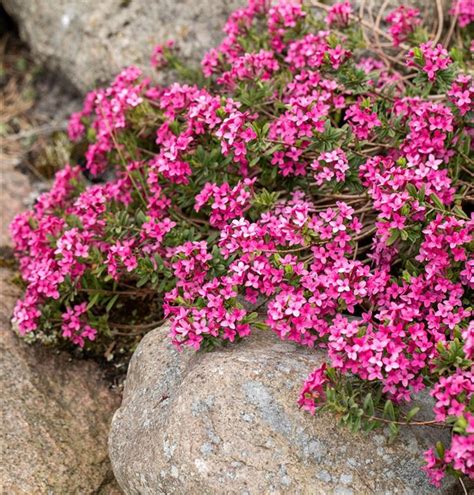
10,0,473,487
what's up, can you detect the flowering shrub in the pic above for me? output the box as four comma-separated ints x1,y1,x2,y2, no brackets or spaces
10,0,473,488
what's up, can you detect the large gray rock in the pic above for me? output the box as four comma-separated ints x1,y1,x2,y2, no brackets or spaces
0,154,33,247
3,0,245,92
3,0,452,95
109,324,458,495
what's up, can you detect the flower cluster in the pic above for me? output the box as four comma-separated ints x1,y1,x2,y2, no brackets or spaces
217,49,280,89
68,67,147,175
326,1,352,28
195,178,255,227
432,370,474,423
61,303,97,348
386,6,420,47
448,74,474,115
346,101,381,140
450,0,474,28
150,40,175,69
298,363,328,414
408,42,452,81
311,149,349,185
10,0,473,487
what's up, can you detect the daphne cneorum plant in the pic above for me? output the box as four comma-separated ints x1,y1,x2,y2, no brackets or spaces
10,0,473,487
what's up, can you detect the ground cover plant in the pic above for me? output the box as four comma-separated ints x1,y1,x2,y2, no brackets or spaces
10,0,473,489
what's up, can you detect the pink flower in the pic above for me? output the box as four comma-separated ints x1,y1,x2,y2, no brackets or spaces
346,101,381,140
298,364,328,414
450,0,474,28
150,40,175,69
386,6,420,46
326,1,352,28
408,42,452,81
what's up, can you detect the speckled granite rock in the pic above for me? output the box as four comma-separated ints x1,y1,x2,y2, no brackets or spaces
3,0,453,94
3,0,245,92
0,159,33,247
109,324,458,495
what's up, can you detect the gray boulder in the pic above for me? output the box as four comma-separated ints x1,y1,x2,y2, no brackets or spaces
3,0,245,92
109,323,458,495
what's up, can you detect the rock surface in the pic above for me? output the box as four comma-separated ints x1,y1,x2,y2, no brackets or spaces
3,0,245,92
0,158,33,247
109,324,458,495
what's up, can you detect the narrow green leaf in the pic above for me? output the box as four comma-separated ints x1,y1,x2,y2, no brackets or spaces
136,275,150,288
87,292,100,310
384,400,396,421
106,294,119,313
430,194,445,211
363,393,375,416
405,406,420,422
388,422,399,442
386,229,400,246
435,441,445,458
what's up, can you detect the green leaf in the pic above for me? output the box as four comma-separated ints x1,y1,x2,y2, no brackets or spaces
351,415,362,432
363,421,378,433
383,400,396,421
363,393,374,416
249,156,260,168
406,184,417,197
87,292,100,310
386,229,400,246
453,206,468,219
136,275,150,288
405,406,420,422
430,194,445,211
135,210,148,225
418,185,426,202
388,422,399,442
435,441,445,459
453,415,468,434
264,144,282,156
106,294,119,313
